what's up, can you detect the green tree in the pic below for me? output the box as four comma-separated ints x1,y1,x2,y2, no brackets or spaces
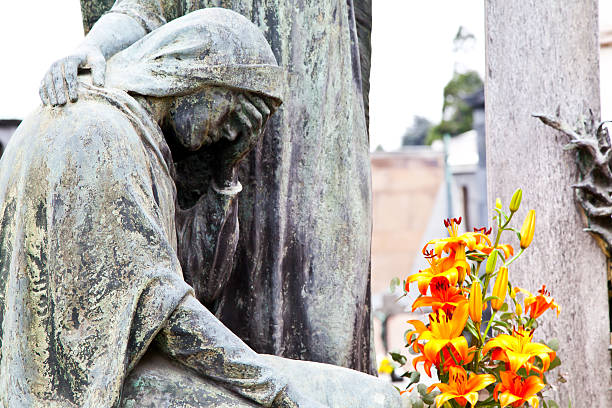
426,70,483,144
402,116,432,146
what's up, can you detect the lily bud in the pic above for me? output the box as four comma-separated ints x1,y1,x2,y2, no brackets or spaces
469,281,483,323
520,210,536,249
485,251,498,276
516,303,523,316
495,198,502,209
509,189,522,212
491,267,508,311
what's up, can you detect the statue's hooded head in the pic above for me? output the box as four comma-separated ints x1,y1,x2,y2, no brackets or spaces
105,8,283,149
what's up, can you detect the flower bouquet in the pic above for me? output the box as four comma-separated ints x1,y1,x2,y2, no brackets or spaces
386,190,562,408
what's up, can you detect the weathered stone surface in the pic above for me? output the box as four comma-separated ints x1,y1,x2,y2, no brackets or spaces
80,0,375,374
122,352,260,408
2,7,395,407
485,1,612,405
354,0,371,130
262,355,400,408
80,0,115,34
121,352,401,408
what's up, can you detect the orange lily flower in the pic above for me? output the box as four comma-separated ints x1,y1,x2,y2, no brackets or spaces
515,285,561,319
415,302,470,364
406,319,428,352
469,227,516,261
522,351,556,377
412,277,467,314
426,366,496,407
426,218,491,258
439,251,472,284
493,371,545,408
412,342,476,377
406,250,467,294
483,327,554,373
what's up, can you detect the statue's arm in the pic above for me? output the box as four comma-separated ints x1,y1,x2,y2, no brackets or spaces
40,0,165,106
155,295,326,408
176,94,277,308
176,180,241,309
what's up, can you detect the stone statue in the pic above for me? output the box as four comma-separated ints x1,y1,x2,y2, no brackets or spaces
41,0,375,373
0,8,399,408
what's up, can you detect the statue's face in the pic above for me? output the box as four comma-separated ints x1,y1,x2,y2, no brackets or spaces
168,86,236,151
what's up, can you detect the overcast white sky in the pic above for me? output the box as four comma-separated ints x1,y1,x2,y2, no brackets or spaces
369,1,485,151
0,1,485,152
0,1,84,119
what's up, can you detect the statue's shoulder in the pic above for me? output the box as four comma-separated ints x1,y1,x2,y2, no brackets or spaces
60,95,136,134
9,94,149,170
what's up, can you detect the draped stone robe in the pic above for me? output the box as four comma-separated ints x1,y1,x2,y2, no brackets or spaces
82,0,374,373
0,84,289,407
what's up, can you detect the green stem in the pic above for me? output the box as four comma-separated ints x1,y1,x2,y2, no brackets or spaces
493,211,514,248
481,212,515,310
481,266,499,305
482,273,491,302
472,343,481,372
483,310,498,340
473,310,498,374
503,248,524,267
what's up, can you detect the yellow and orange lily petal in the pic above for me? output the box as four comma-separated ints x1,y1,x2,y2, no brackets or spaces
412,342,476,377
411,343,436,377
468,280,483,323
517,285,561,319
471,227,513,259
479,243,515,260
493,371,545,408
522,351,556,377
483,327,554,373
520,210,536,249
418,302,470,364
426,366,496,407
412,277,467,314
491,266,509,311
406,254,463,294
406,319,428,351
426,218,491,258
438,251,472,284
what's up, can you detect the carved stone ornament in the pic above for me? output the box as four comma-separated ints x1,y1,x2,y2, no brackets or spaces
535,112,612,257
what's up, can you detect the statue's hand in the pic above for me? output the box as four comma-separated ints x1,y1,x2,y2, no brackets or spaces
222,93,272,162
39,44,106,106
213,93,274,185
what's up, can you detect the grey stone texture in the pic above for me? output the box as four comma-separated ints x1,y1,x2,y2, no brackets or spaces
1,9,400,407
79,0,375,374
122,352,399,408
485,1,612,405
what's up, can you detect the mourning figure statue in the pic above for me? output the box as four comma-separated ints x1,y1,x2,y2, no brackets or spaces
43,0,375,374
0,8,399,408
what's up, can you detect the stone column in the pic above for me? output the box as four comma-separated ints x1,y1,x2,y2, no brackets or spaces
485,1,611,405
